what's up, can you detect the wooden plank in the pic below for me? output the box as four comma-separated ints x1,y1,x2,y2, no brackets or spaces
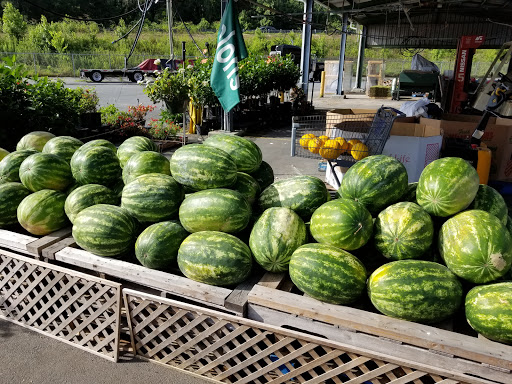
41,237,77,260
257,272,287,289
224,271,265,316
0,229,36,254
26,227,72,256
55,247,232,307
248,284,512,371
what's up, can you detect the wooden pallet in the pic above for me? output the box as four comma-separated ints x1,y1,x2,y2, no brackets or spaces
0,249,122,361
0,227,72,257
123,288,491,384
42,237,263,317
247,273,512,384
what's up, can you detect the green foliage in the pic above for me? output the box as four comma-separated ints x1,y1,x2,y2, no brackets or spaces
75,87,100,114
2,2,27,41
143,67,190,113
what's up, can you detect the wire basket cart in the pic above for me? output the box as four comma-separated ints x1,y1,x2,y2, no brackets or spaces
291,107,405,186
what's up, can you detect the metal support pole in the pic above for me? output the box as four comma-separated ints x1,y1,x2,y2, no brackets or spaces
300,0,313,96
220,0,232,132
167,0,174,60
355,25,367,89
182,41,186,68
336,13,348,95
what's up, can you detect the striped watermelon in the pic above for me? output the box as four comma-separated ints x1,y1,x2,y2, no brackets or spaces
368,260,463,324
110,178,124,199
507,215,512,236
135,220,189,270
64,184,119,224
258,175,329,220
121,173,184,223
416,157,479,217
289,243,367,304
465,282,512,344
338,155,408,214
0,182,31,227
177,231,253,286
17,189,69,235
122,151,170,185
400,182,418,203
16,131,56,152
170,144,237,190
309,198,373,251
249,207,307,272
231,172,260,205
19,153,73,192
439,210,512,284
0,150,38,183
374,202,434,260
179,188,251,233
42,136,84,163
248,160,274,190
76,139,117,154
468,184,507,224
70,146,122,186
203,134,262,173
117,136,157,168
72,204,138,257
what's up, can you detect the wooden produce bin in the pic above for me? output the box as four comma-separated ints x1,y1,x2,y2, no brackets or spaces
0,227,72,257
247,273,512,384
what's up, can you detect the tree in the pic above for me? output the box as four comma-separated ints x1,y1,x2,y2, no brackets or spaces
2,2,27,41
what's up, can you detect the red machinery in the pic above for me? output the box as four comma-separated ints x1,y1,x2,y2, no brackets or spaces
448,35,485,113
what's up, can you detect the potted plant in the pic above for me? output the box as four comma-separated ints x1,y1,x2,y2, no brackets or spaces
143,68,190,114
76,88,101,129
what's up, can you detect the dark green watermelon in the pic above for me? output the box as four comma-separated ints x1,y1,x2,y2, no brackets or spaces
42,136,84,163
0,182,31,227
249,160,274,190
122,151,170,185
231,172,260,205
19,153,73,192
70,145,122,186
0,150,38,183
64,184,119,224
203,134,262,173
468,184,507,224
117,136,158,168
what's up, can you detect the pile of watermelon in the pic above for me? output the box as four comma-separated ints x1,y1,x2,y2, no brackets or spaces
1,130,511,345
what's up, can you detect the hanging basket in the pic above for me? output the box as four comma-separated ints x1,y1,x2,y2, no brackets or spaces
164,99,186,114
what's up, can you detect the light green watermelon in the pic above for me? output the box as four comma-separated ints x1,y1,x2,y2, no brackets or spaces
249,160,274,190
338,155,408,214
203,134,262,173
121,173,184,223
374,202,434,260
16,131,56,152
135,220,189,270
416,157,479,217
177,231,253,286
249,207,307,272
117,136,157,168
468,184,507,224
0,150,38,183
19,153,73,192
70,145,122,186
439,209,512,284
258,175,329,221
64,184,119,224
76,139,117,154
0,148,9,161
368,260,463,324
122,151,170,185
42,136,84,163
231,172,260,205
289,243,367,304
179,188,251,233
0,182,31,227
309,198,373,251
17,189,69,235
465,282,512,344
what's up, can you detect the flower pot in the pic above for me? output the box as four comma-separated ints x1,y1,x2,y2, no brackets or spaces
165,100,185,114
79,112,102,129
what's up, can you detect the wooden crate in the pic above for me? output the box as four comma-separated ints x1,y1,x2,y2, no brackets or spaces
42,239,262,317
0,249,122,361
247,273,512,384
123,288,491,384
0,227,72,257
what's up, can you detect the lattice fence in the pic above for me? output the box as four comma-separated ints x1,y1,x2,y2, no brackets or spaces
0,250,122,361
124,289,467,384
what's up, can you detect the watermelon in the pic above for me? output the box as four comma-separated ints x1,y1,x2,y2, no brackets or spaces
17,189,69,235
439,210,512,284
110,178,124,199
416,157,479,217
170,144,237,190
64,184,119,224
289,243,367,304
465,282,512,344
72,204,138,257
177,231,253,286
0,148,9,161
19,153,73,192
121,173,184,223
0,150,38,183
249,207,307,272
203,134,262,173
179,188,251,233
258,175,329,220
231,172,260,205
400,182,418,202
16,131,56,152
309,198,373,251
76,139,117,154
122,151,170,185
249,160,274,190
507,215,512,236
374,202,434,260
135,220,189,270
42,136,84,163
338,155,408,214
70,146,122,186
0,182,31,227
468,184,507,224
368,260,463,324
117,136,157,168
